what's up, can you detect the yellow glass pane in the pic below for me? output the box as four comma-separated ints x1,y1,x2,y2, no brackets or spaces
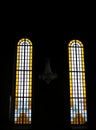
14,38,33,124
69,40,87,125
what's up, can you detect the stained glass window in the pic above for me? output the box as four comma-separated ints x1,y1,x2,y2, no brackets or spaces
14,38,32,124
68,40,87,125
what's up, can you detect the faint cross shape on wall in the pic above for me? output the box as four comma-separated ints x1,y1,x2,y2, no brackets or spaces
39,58,58,84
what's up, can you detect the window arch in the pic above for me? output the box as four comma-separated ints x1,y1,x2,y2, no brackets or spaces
14,38,33,124
68,40,87,125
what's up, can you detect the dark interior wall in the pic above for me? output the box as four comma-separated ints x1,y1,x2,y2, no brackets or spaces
1,28,96,129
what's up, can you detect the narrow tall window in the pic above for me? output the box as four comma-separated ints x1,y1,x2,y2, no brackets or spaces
68,40,87,125
14,38,32,124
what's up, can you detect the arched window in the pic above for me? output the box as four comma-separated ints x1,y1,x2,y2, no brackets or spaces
68,40,87,125
14,38,33,124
